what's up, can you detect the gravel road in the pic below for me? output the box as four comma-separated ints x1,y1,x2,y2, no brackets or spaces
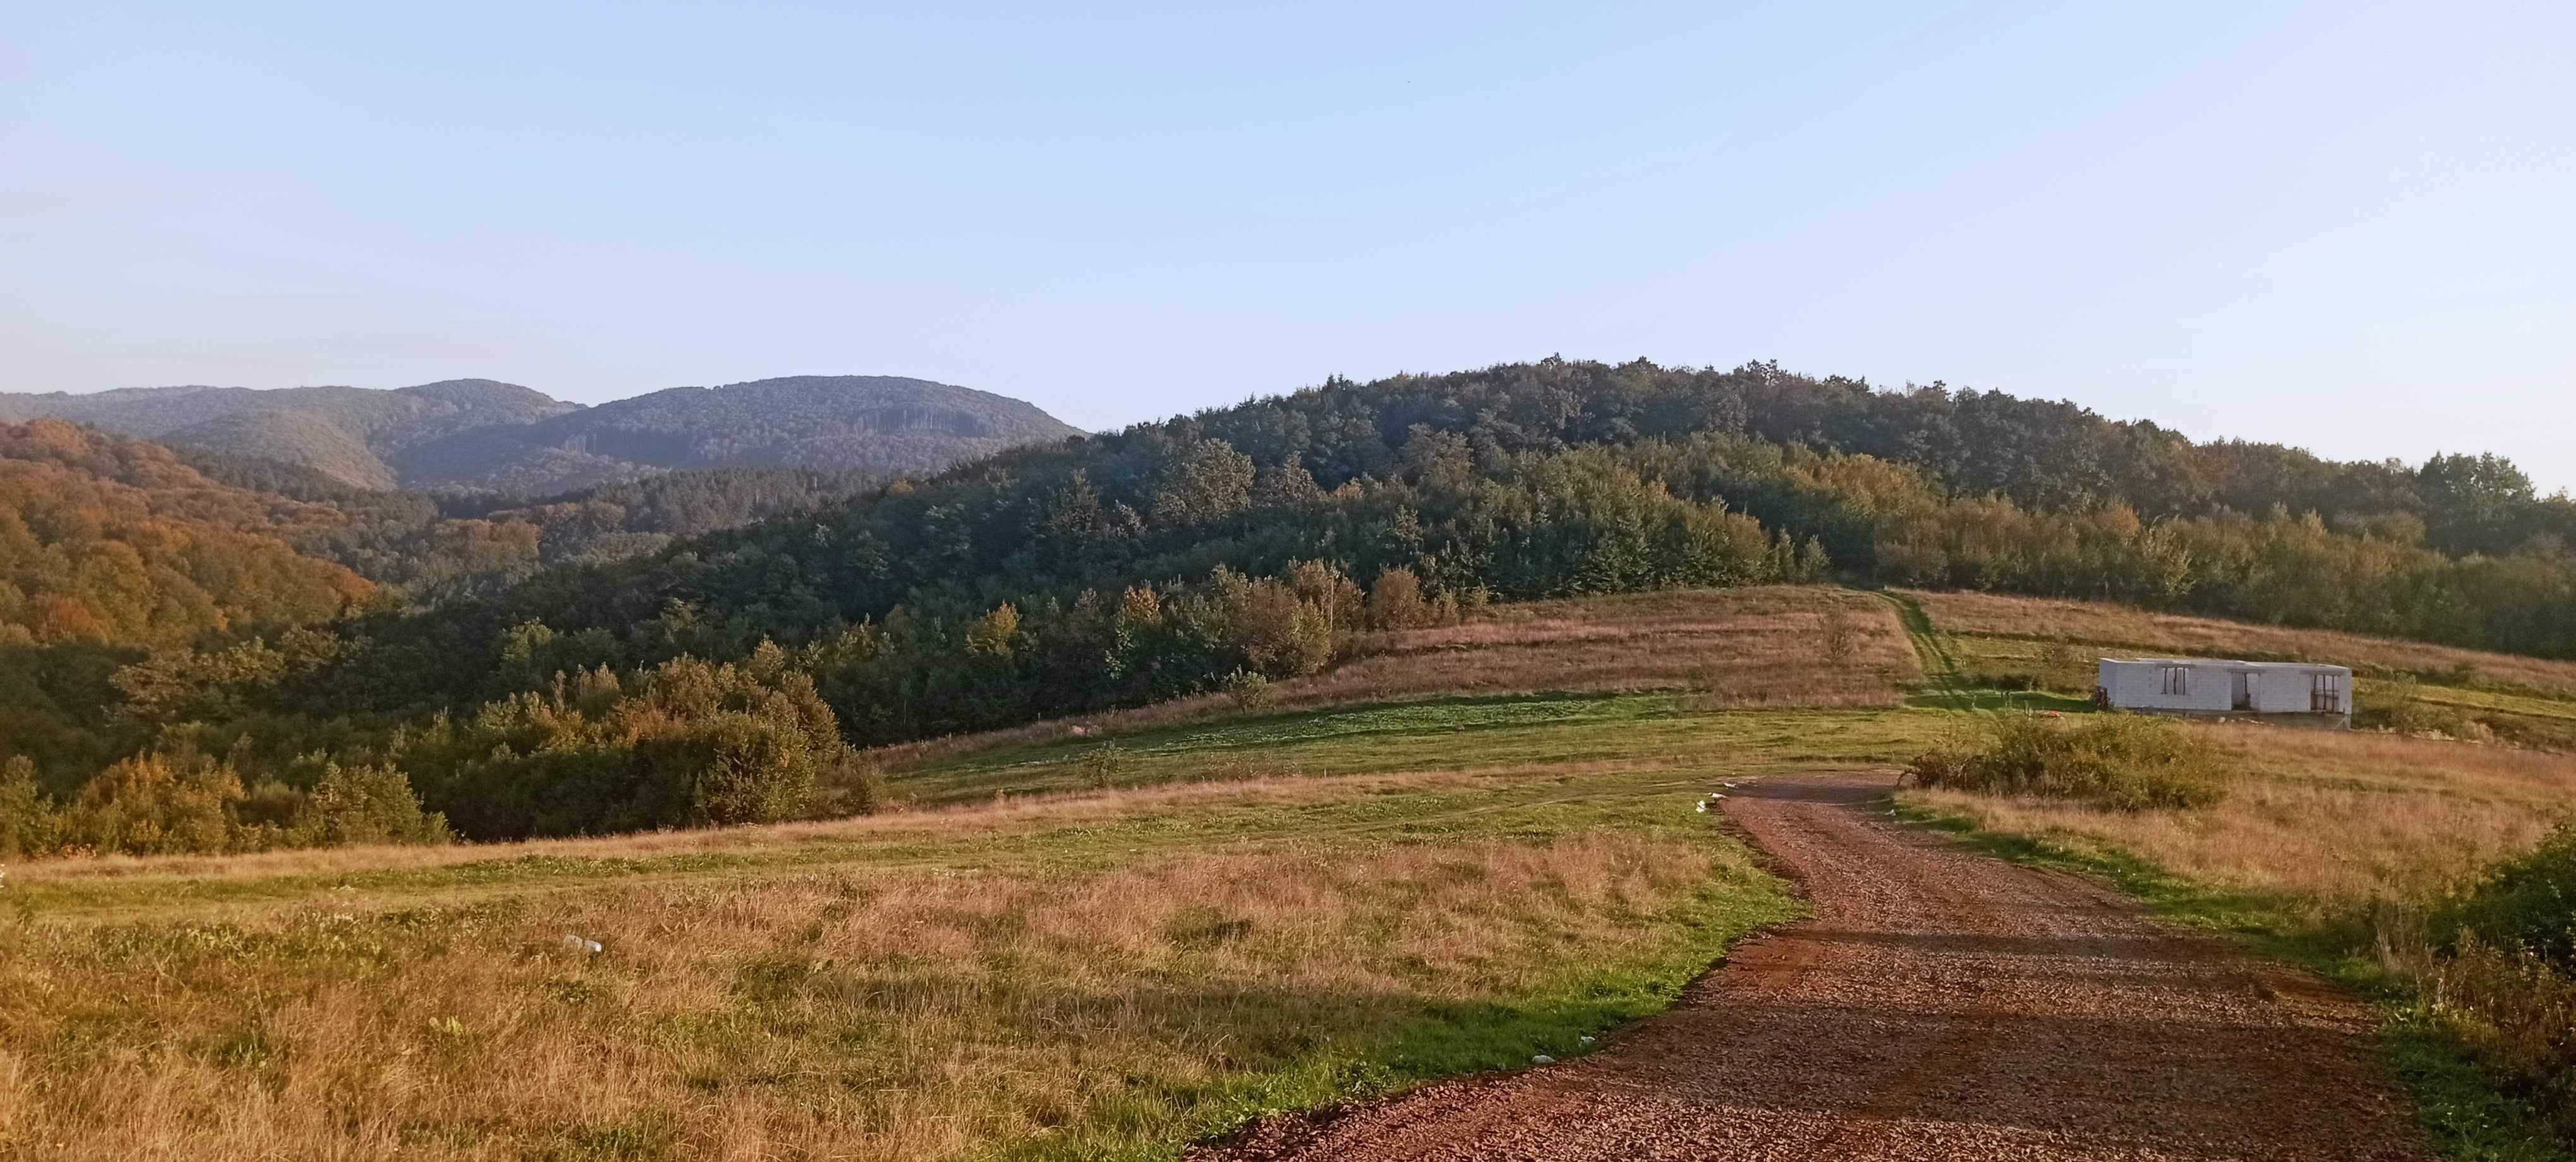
1195,770,2433,1161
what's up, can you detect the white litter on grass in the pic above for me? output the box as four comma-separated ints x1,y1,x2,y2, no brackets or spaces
1693,801,1708,813
1722,782,1738,788
1579,1035,1595,1045
1530,1054,1555,1065
563,933,604,955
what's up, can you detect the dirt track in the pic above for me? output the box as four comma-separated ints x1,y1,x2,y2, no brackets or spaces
1196,771,2433,1161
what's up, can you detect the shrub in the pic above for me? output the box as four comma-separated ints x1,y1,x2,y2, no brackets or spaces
1221,669,1277,712
0,755,60,856
2440,827,2576,974
67,752,249,854
2425,829,2576,1135
835,759,894,816
1079,742,1131,789
2430,937,2576,1137
1818,604,1857,666
1367,566,1443,631
1905,715,2228,810
292,760,450,847
635,711,830,828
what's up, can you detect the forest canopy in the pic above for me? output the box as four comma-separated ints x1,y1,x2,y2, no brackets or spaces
7,357,2572,858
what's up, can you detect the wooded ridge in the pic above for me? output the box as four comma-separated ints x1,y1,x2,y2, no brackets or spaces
6,357,2572,857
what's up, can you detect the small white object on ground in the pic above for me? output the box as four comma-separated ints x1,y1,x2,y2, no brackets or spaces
563,933,604,954
1531,1054,1555,1065
1580,1035,1596,1045
1694,801,1708,813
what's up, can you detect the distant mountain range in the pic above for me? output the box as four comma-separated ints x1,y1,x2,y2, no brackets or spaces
0,375,1083,493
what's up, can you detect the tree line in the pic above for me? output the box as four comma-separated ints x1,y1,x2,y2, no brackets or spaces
7,357,2575,856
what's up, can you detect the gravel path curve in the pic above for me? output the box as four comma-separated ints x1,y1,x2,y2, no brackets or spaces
1194,771,2433,1161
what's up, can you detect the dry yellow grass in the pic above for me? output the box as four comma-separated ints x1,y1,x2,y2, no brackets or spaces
1904,726,2576,923
8,774,1457,895
0,834,1751,1162
0,774,1783,1161
881,585,1918,770
1904,589,2576,695
1364,586,1918,708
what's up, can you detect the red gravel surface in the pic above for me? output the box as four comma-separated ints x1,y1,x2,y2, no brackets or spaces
1195,771,2433,1161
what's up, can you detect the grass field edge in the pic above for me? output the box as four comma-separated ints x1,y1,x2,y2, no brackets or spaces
1889,797,2568,1162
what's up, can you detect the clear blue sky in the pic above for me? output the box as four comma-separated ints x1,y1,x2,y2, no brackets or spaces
6,3,2570,489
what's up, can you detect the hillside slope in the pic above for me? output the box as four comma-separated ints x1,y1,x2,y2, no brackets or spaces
393,374,1082,491
0,419,374,648
10,584,2573,1158
0,379,578,489
0,375,1081,493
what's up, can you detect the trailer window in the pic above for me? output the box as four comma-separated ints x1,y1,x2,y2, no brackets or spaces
2161,666,2190,696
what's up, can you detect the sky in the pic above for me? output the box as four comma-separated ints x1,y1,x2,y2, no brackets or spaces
4,2,2571,489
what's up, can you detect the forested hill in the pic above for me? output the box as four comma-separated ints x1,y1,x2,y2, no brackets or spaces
0,380,576,490
0,419,374,649
311,358,2576,734
167,442,883,596
0,418,883,818
391,375,1083,491
9,357,2576,858
0,374,1082,494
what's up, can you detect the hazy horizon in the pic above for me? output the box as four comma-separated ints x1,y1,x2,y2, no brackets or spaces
5,360,2563,493
7,3,2569,489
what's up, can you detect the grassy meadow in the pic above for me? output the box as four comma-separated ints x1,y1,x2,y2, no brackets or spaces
1,769,1799,1161
870,585,1923,773
9,582,2576,1158
1,586,1928,1161
1900,588,2576,749
1884,592,2576,1156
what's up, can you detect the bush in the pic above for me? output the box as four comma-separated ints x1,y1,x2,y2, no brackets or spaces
1221,669,1277,712
2426,829,2576,1135
1079,742,1131,789
1905,715,2228,810
835,758,894,816
647,713,821,827
0,755,61,856
67,752,249,854
2441,827,2576,974
1818,604,1857,666
1367,566,1458,631
2428,938,2576,1137
292,760,450,847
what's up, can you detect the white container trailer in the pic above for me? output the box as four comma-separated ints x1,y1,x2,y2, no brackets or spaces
2096,658,2352,726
